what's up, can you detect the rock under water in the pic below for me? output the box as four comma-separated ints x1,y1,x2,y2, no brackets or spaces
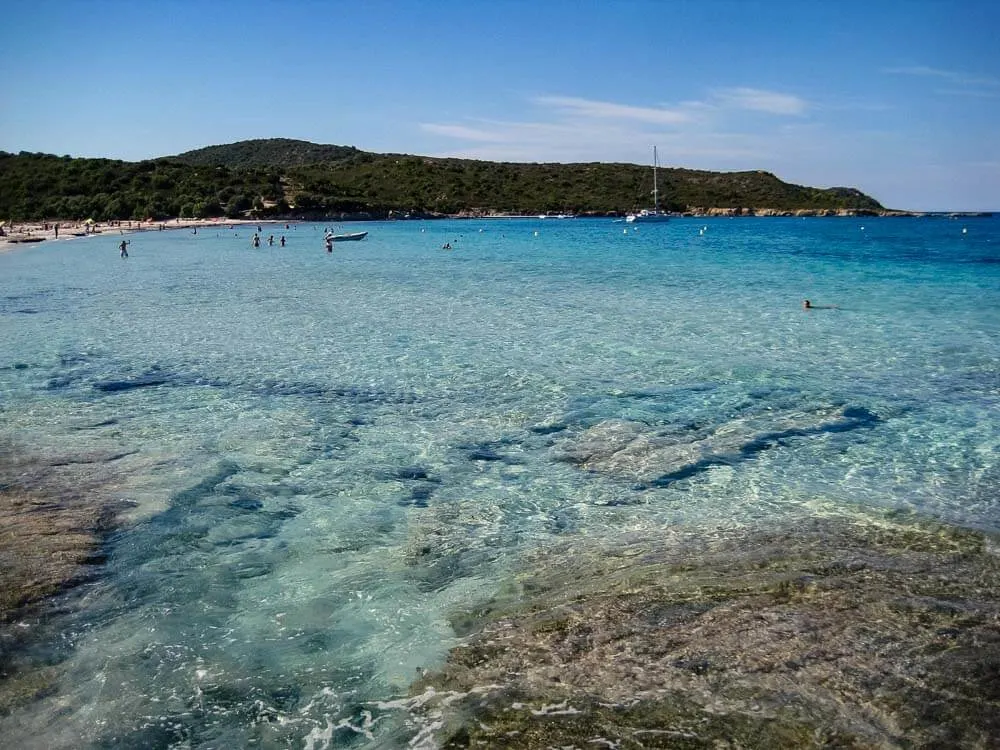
551,404,881,487
407,508,1000,748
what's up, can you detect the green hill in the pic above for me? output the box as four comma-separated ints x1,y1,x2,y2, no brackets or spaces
171,138,361,169
0,139,887,222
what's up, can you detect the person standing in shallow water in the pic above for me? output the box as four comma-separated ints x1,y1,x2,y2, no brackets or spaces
119,240,129,258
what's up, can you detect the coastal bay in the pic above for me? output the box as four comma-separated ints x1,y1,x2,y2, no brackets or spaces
1,216,998,748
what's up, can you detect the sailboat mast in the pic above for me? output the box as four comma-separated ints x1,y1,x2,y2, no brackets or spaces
652,146,659,210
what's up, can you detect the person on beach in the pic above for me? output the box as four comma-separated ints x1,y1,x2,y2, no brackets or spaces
119,240,130,258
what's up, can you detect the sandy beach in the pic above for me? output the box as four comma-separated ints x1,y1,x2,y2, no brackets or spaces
0,217,286,253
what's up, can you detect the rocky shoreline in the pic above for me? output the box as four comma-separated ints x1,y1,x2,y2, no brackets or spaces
403,508,1000,748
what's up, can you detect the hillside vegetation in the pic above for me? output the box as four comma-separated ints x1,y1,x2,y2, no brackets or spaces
172,138,361,169
0,138,886,221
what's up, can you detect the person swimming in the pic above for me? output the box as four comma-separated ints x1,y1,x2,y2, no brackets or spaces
803,299,838,310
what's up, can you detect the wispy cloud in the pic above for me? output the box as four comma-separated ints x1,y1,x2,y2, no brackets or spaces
531,95,693,125
933,88,999,99
418,87,815,169
421,118,594,145
427,127,773,165
712,87,808,115
884,65,1000,90
884,65,952,79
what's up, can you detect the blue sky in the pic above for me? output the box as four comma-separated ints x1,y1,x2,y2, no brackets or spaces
2,0,998,211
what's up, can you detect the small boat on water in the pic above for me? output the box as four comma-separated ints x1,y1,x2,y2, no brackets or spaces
329,231,368,242
626,146,670,224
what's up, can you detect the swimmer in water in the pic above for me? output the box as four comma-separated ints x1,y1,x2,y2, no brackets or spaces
803,299,838,310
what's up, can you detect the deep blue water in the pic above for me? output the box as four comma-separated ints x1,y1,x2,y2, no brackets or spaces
1,216,998,747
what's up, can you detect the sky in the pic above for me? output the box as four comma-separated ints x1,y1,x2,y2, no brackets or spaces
2,0,998,211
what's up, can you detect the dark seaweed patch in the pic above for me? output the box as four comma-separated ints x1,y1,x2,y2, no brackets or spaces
255,379,419,405
649,407,881,488
376,466,437,482
468,448,504,462
70,418,119,430
458,438,525,464
529,423,568,435
229,496,264,511
48,450,138,466
46,375,76,390
402,486,434,508
94,375,170,392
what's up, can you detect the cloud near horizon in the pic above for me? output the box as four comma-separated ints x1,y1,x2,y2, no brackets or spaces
710,87,808,115
883,65,1000,92
420,123,510,142
419,87,810,168
531,95,693,125
420,87,809,142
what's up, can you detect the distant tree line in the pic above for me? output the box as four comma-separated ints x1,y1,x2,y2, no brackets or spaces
0,152,287,221
0,139,886,222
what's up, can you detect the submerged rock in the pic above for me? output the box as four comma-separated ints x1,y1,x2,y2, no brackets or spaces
0,441,139,715
552,404,880,486
408,509,1000,748
0,442,132,620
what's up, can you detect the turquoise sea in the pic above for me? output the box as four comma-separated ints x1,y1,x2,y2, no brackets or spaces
1,216,998,747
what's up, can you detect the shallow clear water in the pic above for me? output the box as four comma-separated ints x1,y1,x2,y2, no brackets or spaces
1,217,998,747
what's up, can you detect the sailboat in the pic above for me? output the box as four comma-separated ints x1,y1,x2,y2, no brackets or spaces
626,146,670,223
